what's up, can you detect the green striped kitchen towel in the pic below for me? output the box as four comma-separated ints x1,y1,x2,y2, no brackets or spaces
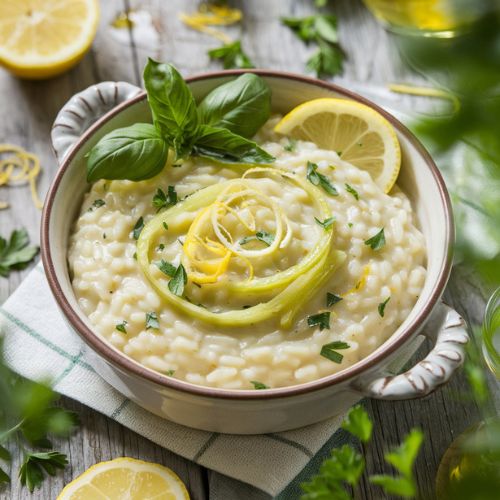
1,262,347,497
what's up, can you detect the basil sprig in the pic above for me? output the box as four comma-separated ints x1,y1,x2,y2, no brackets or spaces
87,59,274,182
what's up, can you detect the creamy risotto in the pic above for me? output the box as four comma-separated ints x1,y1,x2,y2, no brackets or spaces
68,118,426,389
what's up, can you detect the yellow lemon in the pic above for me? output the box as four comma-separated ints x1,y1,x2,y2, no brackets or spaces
0,0,99,79
57,457,190,500
274,98,401,192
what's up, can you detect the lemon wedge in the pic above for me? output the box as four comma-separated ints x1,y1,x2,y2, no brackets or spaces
274,98,401,193
57,457,190,500
0,0,99,79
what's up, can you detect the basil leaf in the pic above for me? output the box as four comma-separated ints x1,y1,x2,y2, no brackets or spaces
168,264,187,296
86,123,168,182
143,59,199,159
198,73,271,139
208,40,255,70
364,228,386,251
193,125,274,164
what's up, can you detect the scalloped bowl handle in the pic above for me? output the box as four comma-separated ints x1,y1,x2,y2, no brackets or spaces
361,302,469,399
51,81,143,163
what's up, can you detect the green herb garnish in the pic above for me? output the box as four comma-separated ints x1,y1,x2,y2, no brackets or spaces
250,380,269,390
88,199,105,211
326,292,342,307
156,259,177,277
145,312,159,330
364,228,386,251
306,161,338,195
132,217,144,240
86,61,274,181
0,228,39,278
208,40,254,69
282,15,344,77
19,452,68,492
152,186,177,211
115,321,128,334
163,222,169,231
284,138,297,152
341,405,372,443
378,297,391,317
164,370,175,376
307,311,331,330
168,264,187,296
315,216,335,230
345,183,359,200
320,341,350,363
239,231,275,247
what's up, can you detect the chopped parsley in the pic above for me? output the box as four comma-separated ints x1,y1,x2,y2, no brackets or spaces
345,183,359,200
306,161,338,196
168,264,187,296
132,216,144,240
156,259,176,277
133,252,137,260
158,243,165,251
284,138,297,152
163,222,169,231
88,199,105,211
115,321,128,334
320,341,350,363
164,370,175,376
315,216,335,230
239,230,275,247
364,228,385,251
378,297,391,317
250,380,269,390
307,311,331,330
326,292,343,307
145,312,159,330
348,222,353,228
152,186,177,211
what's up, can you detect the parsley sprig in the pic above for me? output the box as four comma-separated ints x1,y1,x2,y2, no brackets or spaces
208,40,254,69
307,161,338,195
152,186,177,211
0,228,39,278
0,342,78,492
364,228,386,251
282,14,344,77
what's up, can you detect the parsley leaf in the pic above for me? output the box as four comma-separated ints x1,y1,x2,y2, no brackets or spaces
326,292,343,307
152,186,177,211
370,429,423,497
378,297,391,317
307,161,338,195
240,231,275,247
208,40,254,69
364,228,386,250
145,312,159,330
19,452,68,492
163,222,169,231
284,138,297,152
156,259,177,277
88,199,105,211
164,369,175,376
0,228,39,278
341,405,373,443
168,264,187,296
115,321,128,334
315,216,335,230
250,381,269,390
308,312,331,330
132,217,144,240
282,15,344,77
345,183,359,200
320,341,350,363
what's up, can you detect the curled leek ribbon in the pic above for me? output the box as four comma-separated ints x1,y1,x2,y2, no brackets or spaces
137,168,345,327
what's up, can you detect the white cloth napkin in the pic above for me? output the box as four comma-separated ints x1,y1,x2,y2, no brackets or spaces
1,262,345,497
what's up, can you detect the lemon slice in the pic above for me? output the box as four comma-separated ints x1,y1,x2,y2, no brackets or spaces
274,98,401,193
0,0,99,79
57,457,190,500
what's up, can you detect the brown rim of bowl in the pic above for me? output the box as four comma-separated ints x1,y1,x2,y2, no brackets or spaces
41,69,454,401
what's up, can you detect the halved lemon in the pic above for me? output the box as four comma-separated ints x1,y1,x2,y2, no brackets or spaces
0,0,99,79
57,457,190,500
274,98,401,193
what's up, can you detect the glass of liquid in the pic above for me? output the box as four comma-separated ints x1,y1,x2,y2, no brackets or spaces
362,0,490,37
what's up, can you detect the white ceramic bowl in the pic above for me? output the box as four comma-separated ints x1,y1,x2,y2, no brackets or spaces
42,71,468,434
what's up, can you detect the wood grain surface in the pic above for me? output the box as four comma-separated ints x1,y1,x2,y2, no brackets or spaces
0,1,494,499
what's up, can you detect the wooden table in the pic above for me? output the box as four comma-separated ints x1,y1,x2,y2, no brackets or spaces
0,1,494,498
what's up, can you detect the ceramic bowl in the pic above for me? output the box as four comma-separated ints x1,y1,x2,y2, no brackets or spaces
41,71,468,434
